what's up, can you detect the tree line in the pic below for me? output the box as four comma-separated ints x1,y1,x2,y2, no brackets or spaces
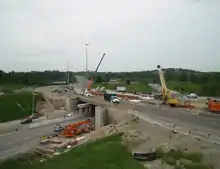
0,68,219,96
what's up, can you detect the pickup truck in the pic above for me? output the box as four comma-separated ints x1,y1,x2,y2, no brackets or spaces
111,96,120,104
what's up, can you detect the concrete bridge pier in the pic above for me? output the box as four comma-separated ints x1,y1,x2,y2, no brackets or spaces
95,106,108,129
68,98,79,113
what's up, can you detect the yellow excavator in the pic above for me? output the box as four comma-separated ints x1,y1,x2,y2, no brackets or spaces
157,65,179,107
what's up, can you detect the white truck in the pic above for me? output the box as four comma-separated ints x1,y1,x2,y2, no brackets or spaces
116,86,126,92
111,96,120,104
74,88,93,97
74,88,83,95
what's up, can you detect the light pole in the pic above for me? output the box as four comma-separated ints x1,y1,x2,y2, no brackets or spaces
85,44,89,79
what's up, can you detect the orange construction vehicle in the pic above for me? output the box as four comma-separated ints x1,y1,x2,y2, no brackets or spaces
66,119,92,128
61,127,81,137
208,98,220,112
61,119,93,137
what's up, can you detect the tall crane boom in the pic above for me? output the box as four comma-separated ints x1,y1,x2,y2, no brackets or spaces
87,53,106,90
95,53,105,72
157,65,168,96
156,65,179,106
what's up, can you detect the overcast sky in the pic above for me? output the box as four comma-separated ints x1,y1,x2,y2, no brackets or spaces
0,0,219,72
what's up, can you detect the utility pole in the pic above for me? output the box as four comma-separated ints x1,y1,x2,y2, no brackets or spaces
85,44,89,79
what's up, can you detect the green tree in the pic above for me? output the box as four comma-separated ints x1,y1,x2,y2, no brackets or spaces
95,76,103,83
126,79,131,85
180,72,187,81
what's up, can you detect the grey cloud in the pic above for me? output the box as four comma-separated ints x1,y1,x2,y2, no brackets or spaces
0,0,220,72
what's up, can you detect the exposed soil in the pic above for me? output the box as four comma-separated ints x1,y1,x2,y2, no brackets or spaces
89,110,220,169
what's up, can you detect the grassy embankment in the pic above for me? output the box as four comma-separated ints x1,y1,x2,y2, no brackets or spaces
167,81,202,94
0,133,145,169
156,148,213,169
0,92,44,122
0,84,25,93
0,133,213,169
93,82,153,93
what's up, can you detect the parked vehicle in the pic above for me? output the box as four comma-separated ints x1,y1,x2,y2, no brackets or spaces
29,113,40,119
20,118,32,124
54,125,64,132
187,93,198,98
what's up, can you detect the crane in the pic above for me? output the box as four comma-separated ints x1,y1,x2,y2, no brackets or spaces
157,65,179,107
95,53,105,72
87,53,106,90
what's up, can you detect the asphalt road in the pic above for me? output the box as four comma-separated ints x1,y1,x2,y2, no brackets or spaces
0,115,94,160
81,95,220,138
132,104,220,134
1,94,219,160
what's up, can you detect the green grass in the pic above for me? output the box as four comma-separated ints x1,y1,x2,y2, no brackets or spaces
167,81,202,94
0,92,44,122
127,83,152,92
0,84,25,93
0,133,145,169
156,148,214,169
93,82,152,93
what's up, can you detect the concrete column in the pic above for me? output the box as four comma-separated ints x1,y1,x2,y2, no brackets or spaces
95,106,102,129
95,106,108,129
85,107,89,116
79,108,83,114
102,107,108,126
89,104,93,115
68,98,79,113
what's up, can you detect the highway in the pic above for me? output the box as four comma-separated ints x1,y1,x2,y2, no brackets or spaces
1,94,220,160
80,95,220,141
131,104,220,137
0,115,94,160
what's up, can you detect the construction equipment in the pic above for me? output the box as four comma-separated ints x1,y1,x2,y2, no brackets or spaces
61,119,93,137
66,119,92,128
61,126,81,137
156,65,179,107
88,53,106,90
208,98,220,112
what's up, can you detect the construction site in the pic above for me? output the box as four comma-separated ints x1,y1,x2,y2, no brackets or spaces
0,52,220,169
